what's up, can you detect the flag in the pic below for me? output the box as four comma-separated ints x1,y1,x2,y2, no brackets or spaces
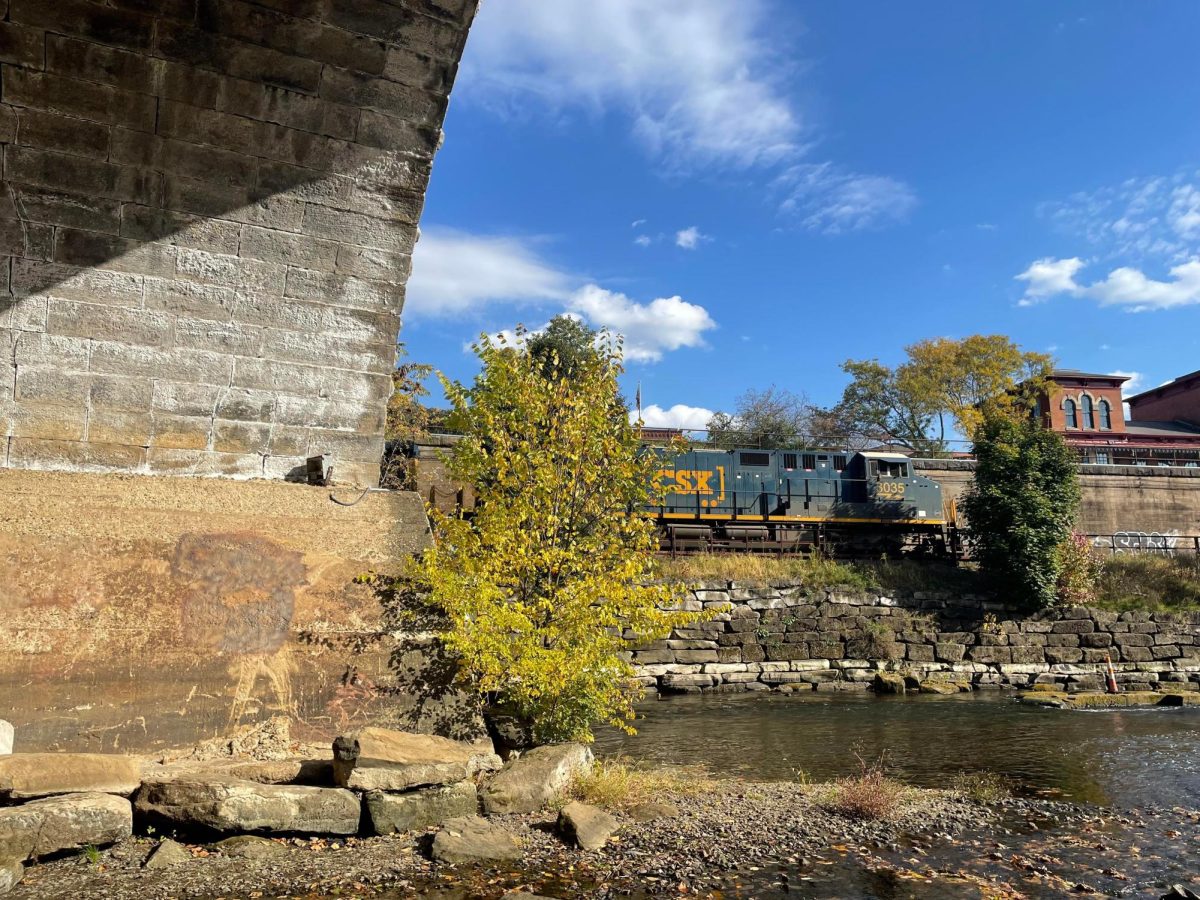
635,382,642,419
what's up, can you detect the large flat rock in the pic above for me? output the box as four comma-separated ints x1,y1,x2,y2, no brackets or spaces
333,728,500,792
0,793,132,860
430,816,522,864
365,781,479,835
557,801,618,851
481,744,593,815
0,754,141,799
135,779,360,835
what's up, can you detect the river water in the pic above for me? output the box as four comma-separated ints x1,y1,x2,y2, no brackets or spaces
596,691,1200,808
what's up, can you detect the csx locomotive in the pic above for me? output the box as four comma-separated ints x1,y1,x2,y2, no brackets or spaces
644,446,956,556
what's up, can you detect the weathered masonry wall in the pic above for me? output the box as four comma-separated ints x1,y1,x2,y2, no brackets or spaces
916,459,1200,538
0,469,487,754
0,0,479,487
631,582,1200,694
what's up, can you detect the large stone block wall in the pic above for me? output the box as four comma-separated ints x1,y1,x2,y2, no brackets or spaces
0,0,479,487
0,468,486,753
916,459,1200,539
632,582,1200,694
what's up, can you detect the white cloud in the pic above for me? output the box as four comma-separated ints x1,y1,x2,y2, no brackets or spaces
777,163,917,234
1015,257,1085,305
568,284,716,362
631,403,714,430
1110,370,1145,396
1039,170,1200,263
460,0,800,171
414,228,716,362
633,234,653,247
631,219,646,229
1015,256,1200,312
407,227,571,315
674,226,707,250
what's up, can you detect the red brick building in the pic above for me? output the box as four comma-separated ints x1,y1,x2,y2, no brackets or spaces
1039,370,1200,466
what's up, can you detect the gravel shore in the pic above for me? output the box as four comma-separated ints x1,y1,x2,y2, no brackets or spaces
6,778,1096,900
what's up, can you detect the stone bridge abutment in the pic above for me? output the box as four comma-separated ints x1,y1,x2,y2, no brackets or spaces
0,0,482,752
0,0,479,486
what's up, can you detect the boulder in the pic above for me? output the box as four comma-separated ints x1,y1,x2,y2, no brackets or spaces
481,744,593,815
135,779,360,835
873,673,906,695
626,801,679,823
0,858,22,895
365,781,478,835
0,754,141,800
153,757,332,786
920,680,962,695
0,722,11,757
215,835,288,859
557,801,618,851
430,816,522,864
0,793,132,859
332,728,500,792
144,839,191,869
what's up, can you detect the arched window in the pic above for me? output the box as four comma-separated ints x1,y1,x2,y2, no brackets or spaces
1082,394,1095,429
1099,399,1112,430
1063,397,1078,428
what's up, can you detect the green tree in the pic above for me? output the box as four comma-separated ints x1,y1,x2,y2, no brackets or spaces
527,315,600,380
706,387,815,449
381,345,434,489
413,328,700,743
823,335,1052,454
961,407,1080,609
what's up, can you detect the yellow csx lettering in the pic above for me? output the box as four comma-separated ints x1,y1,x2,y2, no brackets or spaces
654,469,715,493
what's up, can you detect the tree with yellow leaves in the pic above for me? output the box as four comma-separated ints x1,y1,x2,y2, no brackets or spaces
413,328,700,744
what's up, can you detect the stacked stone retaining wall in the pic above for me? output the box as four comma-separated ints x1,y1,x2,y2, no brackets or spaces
631,583,1200,695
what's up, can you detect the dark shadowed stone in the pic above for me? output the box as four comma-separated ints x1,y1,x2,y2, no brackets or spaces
215,835,289,859
627,801,680,823
873,673,906,695
144,838,191,869
557,801,618,851
135,779,360,835
333,728,500,791
430,816,522,864
365,780,478,835
481,744,593,815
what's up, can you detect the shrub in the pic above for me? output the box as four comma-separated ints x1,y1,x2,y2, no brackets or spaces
1056,531,1101,605
961,408,1081,609
818,752,909,820
414,330,701,744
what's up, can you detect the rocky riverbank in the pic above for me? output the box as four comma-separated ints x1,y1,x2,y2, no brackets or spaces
12,779,1200,899
3,777,1052,899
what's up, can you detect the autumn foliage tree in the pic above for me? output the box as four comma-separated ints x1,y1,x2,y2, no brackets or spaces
413,329,700,743
824,335,1052,453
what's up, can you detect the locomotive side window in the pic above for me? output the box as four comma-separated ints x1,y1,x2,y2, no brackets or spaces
782,453,797,470
801,453,816,470
740,452,770,466
873,460,908,478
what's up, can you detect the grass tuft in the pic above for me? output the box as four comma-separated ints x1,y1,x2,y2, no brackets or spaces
816,752,910,821
565,755,716,810
951,770,1012,803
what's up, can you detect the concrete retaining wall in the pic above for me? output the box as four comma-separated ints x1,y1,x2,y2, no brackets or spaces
631,582,1200,695
0,469,483,753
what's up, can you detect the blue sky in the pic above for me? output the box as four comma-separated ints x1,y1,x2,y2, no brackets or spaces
402,0,1200,429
